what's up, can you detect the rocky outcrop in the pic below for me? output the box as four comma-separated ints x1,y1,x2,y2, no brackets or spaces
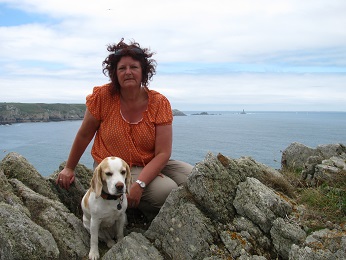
172,109,186,116
281,142,346,186
1,147,345,259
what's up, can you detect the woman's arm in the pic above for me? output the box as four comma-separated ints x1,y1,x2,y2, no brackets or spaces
56,109,100,189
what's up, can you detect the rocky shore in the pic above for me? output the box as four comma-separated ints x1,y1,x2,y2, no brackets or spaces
1,142,345,259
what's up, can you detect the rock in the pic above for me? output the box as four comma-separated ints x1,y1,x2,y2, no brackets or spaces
1,146,345,259
1,152,59,201
172,109,186,116
270,217,306,259
289,228,346,260
282,142,346,187
0,152,90,259
316,143,346,159
186,153,243,222
0,203,60,260
8,178,90,259
281,142,318,171
48,161,93,218
145,186,218,259
102,232,164,260
233,178,292,233
0,168,30,216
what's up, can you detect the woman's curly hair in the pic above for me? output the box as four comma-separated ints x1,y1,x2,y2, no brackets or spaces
102,38,157,95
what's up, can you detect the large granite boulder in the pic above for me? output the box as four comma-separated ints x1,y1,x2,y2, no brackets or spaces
281,142,346,186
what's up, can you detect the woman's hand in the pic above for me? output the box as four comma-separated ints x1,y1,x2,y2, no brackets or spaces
56,167,75,190
127,182,144,208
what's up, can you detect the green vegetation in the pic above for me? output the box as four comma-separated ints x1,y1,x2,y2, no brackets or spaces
282,169,346,231
0,102,86,114
0,103,86,123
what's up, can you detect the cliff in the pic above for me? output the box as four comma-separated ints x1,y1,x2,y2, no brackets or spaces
0,103,186,124
0,103,86,124
0,143,345,259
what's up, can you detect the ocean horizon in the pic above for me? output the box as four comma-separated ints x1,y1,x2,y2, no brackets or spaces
1,111,346,177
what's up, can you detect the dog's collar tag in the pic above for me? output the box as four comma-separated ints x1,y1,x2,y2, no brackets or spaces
117,195,124,210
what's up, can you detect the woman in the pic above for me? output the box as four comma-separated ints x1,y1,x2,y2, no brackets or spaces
56,38,192,217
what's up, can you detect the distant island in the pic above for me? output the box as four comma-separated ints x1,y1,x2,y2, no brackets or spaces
191,112,220,115
0,103,187,124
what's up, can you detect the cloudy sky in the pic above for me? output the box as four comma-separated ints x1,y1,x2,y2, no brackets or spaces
1,0,345,111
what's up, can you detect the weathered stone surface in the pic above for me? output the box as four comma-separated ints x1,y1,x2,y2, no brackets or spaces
1,152,59,201
186,153,243,222
282,142,346,187
48,161,93,218
233,177,293,233
186,153,289,223
8,178,90,259
270,218,306,259
0,202,59,260
102,232,163,260
289,228,346,260
281,142,318,170
0,169,30,216
317,143,346,159
1,144,345,259
145,186,218,259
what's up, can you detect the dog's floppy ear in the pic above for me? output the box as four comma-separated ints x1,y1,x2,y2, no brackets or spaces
91,164,103,198
125,163,132,194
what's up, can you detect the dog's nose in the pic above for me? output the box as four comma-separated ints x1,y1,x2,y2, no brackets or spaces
115,183,124,192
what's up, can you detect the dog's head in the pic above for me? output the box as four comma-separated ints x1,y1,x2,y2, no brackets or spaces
91,157,132,198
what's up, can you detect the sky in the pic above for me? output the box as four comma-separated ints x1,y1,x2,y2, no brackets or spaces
0,0,346,111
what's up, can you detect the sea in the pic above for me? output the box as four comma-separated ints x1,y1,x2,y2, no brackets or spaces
1,111,346,177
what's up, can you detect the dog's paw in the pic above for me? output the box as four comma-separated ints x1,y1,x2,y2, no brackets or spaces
106,239,116,248
88,249,100,260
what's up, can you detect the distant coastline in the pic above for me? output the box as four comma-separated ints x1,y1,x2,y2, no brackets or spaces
0,103,86,125
0,103,187,124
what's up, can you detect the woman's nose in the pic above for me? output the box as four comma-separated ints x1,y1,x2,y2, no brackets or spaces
125,67,131,74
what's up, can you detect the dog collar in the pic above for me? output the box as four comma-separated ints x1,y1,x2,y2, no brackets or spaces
101,190,124,210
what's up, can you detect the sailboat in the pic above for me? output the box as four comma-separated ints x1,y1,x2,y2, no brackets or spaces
240,109,246,114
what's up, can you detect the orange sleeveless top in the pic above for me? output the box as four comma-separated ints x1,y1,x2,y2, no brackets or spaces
86,83,173,166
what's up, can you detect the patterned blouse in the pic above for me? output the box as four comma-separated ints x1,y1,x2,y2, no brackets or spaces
86,83,173,166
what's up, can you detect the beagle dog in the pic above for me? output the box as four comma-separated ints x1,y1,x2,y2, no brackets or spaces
81,157,132,260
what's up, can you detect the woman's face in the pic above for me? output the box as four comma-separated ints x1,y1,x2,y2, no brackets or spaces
116,56,142,90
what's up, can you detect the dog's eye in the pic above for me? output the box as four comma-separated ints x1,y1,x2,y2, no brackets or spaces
121,170,126,175
105,172,112,176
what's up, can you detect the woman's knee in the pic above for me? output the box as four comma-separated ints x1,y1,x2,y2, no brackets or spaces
142,175,178,207
162,160,193,185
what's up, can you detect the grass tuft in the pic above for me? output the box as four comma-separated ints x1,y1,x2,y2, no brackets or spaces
282,169,346,229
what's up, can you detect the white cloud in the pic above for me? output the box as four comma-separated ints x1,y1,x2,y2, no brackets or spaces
0,0,345,110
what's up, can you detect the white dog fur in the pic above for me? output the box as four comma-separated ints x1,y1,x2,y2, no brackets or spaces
81,156,131,260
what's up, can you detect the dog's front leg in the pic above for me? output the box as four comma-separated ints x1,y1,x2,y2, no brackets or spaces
115,213,126,241
89,217,101,260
